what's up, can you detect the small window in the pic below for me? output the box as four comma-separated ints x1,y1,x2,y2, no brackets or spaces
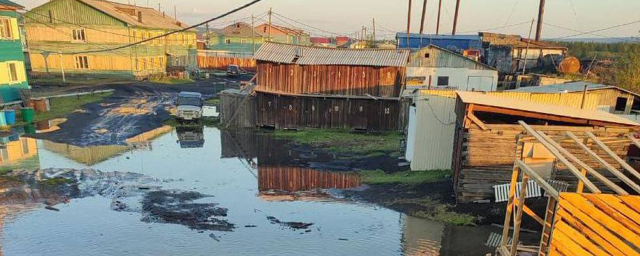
225,39,231,45
72,29,86,42
615,97,628,112
437,76,449,86
0,18,13,39
8,63,18,82
75,56,89,69
424,53,430,58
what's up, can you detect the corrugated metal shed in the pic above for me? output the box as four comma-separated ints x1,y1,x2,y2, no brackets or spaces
254,42,410,67
409,45,495,70
457,91,639,126
407,94,457,170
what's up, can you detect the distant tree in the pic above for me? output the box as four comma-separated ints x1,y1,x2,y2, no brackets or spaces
613,46,640,93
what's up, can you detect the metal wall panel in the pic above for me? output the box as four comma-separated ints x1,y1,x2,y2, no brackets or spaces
409,94,457,171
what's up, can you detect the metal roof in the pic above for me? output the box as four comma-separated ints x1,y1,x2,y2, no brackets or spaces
396,33,480,41
254,42,410,67
510,82,640,97
79,0,190,30
0,0,23,9
457,91,639,126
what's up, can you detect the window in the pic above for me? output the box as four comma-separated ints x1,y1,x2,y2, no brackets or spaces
75,56,89,69
225,39,231,45
424,53,430,58
8,63,18,82
615,97,628,112
135,58,140,71
437,76,449,86
241,39,247,44
72,29,86,42
0,18,13,39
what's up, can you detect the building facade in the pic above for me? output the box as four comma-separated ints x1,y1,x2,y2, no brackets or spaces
24,0,197,79
406,45,498,91
255,23,310,46
0,0,29,102
206,22,264,54
396,33,481,53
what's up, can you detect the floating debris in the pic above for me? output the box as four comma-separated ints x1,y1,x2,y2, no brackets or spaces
266,216,313,230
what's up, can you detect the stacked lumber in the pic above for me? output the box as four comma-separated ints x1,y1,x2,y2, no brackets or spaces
456,124,634,203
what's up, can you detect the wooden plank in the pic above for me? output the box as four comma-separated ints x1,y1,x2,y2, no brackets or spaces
519,121,601,193
538,197,557,256
538,132,627,195
468,111,488,130
586,131,640,181
510,173,530,256
581,194,640,234
566,131,640,194
517,160,560,199
556,209,625,256
561,194,640,249
513,197,545,225
588,194,640,226
553,221,610,256
619,196,640,212
501,140,524,247
551,225,597,256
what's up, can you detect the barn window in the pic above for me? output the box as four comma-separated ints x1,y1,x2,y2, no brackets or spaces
437,76,449,86
72,29,86,42
615,97,628,112
74,56,89,69
225,39,231,45
7,62,18,82
0,18,13,39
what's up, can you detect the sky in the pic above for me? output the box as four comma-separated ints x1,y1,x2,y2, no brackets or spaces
18,0,640,40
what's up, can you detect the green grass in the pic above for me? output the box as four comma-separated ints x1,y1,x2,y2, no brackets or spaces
387,197,477,226
273,129,403,154
32,92,113,122
30,77,132,87
359,169,452,185
149,77,194,85
205,98,220,105
37,177,74,187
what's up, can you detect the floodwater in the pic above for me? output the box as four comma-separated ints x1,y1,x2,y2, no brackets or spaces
0,126,535,256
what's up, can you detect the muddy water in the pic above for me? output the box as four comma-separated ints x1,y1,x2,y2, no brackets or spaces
0,128,533,256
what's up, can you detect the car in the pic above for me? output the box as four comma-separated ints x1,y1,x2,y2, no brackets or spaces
176,92,203,123
226,65,240,77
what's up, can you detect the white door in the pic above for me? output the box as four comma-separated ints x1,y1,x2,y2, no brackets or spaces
467,76,495,91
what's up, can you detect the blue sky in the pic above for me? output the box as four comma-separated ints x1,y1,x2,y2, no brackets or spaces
19,0,640,39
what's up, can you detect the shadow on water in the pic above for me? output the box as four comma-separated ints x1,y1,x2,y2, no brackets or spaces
0,128,540,256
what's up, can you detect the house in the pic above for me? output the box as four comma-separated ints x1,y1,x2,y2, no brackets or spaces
451,91,638,202
406,44,498,91
206,22,263,54
511,82,640,116
251,42,410,131
0,0,29,103
255,23,310,45
479,32,567,75
396,33,481,54
335,36,350,47
310,37,334,47
24,0,197,79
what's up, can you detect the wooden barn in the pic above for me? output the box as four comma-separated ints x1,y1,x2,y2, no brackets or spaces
452,91,639,203
252,42,410,131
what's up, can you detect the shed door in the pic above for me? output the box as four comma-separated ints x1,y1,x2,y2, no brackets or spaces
466,76,495,92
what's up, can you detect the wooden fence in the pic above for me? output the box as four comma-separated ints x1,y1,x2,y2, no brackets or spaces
197,50,256,71
258,166,361,192
550,193,640,256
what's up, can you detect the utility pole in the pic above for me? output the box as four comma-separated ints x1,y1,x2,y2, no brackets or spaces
174,6,177,20
406,0,412,49
157,3,160,12
268,8,272,42
58,52,65,83
436,0,442,35
251,14,256,54
517,19,535,88
372,18,376,48
535,0,546,41
419,0,428,48
452,0,461,35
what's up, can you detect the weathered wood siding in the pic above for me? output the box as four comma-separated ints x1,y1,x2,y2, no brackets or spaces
255,92,408,131
258,166,361,192
454,123,634,203
219,91,256,129
256,61,405,97
197,55,256,72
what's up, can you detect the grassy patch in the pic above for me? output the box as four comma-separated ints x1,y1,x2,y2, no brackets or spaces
33,92,113,122
30,77,132,87
273,129,403,154
385,197,477,226
359,169,451,185
205,98,220,105
150,77,193,85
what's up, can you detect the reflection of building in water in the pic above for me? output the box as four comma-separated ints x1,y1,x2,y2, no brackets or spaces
125,125,173,150
0,137,40,172
402,215,444,256
220,130,259,159
176,126,205,148
258,166,360,192
43,141,131,166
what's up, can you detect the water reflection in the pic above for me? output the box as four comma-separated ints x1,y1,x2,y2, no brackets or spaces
176,126,205,148
0,136,39,172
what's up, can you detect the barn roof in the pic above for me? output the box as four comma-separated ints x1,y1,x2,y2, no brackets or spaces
79,0,190,30
254,42,410,67
457,91,639,127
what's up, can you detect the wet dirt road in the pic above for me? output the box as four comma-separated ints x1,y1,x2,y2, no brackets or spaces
0,127,539,256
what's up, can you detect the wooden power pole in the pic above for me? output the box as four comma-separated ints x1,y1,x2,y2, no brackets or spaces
268,8,272,42
419,0,428,48
252,15,256,54
436,0,442,35
452,0,461,35
372,18,376,47
406,0,412,49
535,0,546,41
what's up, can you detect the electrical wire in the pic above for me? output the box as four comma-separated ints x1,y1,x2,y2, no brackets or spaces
550,19,640,40
457,20,530,34
271,11,343,36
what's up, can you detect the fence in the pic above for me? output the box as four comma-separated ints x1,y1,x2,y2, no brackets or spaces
197,50,256,72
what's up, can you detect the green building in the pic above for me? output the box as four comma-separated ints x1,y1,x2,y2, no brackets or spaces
206,22,264,55
0,0,29,103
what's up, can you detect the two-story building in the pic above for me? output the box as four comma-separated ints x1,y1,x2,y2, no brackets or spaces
24,0,197,79
206,22,264,54
0,0,29,102
255,23,310,46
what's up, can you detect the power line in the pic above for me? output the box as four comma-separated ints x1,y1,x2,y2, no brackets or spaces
271,11,343,36
551,19,640,40
457,20,531,34
30,0,264,55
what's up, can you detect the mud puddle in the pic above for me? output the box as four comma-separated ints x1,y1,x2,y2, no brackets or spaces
1,127,539,256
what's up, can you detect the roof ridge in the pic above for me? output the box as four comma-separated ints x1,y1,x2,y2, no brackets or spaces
262,41,409,52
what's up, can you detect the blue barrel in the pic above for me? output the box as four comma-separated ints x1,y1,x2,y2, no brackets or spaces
4,110,16,125
0,112,6,126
